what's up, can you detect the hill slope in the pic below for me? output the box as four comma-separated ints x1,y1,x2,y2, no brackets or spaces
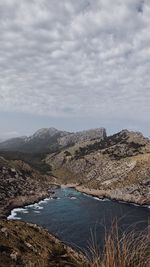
0,157,54,218
46,130,150,205
0,220,86,267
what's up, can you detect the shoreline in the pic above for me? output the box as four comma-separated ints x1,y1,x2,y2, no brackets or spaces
0,183,61,219
0,191,50,219
61,183,150,208
1,183,149,220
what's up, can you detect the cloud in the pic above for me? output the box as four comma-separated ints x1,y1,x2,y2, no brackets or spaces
0,0,150,126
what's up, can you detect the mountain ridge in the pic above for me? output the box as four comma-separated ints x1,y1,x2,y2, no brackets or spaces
0,127,106,153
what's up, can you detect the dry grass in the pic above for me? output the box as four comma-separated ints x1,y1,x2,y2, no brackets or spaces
87,221,150,267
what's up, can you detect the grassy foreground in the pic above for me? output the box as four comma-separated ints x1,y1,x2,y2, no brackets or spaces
0,220,149,267
87,222,150,267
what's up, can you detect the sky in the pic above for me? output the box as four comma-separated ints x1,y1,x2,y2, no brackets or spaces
0,0,150,140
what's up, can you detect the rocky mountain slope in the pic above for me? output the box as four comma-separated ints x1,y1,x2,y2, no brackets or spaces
58,128,106,147
0,220,87,267
0,157,54,218
46,130,150,205
0,128,68,153
0,127,106,154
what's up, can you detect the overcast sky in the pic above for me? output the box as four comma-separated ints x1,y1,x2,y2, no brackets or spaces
0,0,150,139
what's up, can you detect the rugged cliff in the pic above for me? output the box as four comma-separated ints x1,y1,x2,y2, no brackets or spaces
46,130,150,205
0,157,54,218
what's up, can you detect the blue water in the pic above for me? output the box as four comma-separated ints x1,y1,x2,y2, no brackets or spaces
8,188,150,253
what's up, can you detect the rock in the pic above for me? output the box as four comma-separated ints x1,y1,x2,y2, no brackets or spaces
10,251,19,261
1,227,8,238
25,242,37,253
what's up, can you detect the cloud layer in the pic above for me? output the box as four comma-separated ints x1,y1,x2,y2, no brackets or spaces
0,0,150,124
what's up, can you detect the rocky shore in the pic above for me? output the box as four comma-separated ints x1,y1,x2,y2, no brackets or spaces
0,191,50,219
61,184,150,206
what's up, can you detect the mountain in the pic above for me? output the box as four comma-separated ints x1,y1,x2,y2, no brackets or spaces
0,128,67,153
46,130,150,205
0,127,149,205
0,137,27,151
58,128,107,146
0,127,106,154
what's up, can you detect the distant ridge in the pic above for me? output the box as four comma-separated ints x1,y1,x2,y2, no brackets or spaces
0,127,106,153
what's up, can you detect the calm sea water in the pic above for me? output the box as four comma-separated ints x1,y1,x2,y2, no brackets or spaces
8,188,150,253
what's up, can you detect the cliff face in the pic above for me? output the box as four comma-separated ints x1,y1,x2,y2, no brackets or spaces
0,220,86,267
0,157,54,218
46,130,150,205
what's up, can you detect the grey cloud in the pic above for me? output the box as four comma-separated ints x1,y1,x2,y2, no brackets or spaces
0,0,149,128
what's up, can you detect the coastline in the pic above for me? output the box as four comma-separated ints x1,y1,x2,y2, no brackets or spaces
61,183,150,207
0,191,50,219
1,182,149,220
0,183,61,219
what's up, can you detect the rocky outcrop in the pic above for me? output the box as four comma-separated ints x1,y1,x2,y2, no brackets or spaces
0,220,87,267
0,157,54,218
46,130,150,205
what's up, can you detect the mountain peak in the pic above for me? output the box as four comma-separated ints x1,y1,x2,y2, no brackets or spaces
31,128,59,138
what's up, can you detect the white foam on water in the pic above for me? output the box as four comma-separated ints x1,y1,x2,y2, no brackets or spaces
94,197,102,201
7,195,59,220
38,198,50,204
7,208,25,220
131,203,140,207
36,206,44,210
70,197,77,200
21,210,29,214
94,197,108,201
93,196,110,202
26,203,36,208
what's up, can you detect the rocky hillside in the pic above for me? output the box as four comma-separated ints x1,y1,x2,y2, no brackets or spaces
0,128,68,153
0,220,87,267
58,128,106,147
0,127,106,154
0,157,54,218
46,130,150,205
